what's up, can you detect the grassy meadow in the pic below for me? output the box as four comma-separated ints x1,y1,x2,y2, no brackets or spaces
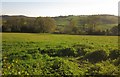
2,33,120,75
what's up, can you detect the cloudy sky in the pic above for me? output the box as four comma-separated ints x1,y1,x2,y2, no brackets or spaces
1,0,120,17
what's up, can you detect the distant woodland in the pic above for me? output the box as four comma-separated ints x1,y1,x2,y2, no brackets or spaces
1,14,119,35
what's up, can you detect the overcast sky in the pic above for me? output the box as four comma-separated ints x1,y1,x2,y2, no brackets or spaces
1,0,120,17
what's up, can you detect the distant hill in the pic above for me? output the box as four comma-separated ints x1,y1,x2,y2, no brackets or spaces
53,15,118,26
1,14,118,32
1,14,118,26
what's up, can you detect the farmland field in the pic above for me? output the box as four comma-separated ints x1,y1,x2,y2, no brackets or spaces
2,33,120,75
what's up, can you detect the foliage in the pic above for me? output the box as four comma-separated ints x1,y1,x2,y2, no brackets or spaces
114,58,120,66
2,33,119,75
109,49,120,60
35,17,56,33
2,15,118,35
2,16,56,33
84,50,108,63
87,61,119,75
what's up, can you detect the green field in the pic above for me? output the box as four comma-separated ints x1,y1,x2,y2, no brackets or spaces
2,33,120,75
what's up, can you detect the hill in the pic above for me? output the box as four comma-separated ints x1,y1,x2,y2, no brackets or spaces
1,14,118,35
1,14,118,26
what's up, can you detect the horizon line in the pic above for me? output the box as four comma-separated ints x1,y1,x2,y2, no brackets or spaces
1,14,118,17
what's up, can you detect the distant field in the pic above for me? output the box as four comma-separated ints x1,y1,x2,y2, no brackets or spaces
2,33,118,49
97,24,117,30
2,33,119,75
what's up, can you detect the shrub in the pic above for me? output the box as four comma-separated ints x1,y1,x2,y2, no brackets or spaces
57,47,77,57
45,48,58,56
84,50,108,63
109,49,120,60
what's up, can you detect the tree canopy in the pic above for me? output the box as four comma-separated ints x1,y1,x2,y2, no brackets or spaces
1,15,118,35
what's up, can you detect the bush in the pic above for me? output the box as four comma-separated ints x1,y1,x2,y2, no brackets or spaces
84,50,108,63
109,49,120,60
57,47,77,57
45,48,59,56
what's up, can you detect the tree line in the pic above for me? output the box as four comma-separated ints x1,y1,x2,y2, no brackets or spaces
63,19,118,35
2,16,56,33
1,15,119,35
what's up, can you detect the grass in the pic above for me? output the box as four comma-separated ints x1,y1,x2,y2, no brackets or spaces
2,33,119,75
2,33,118,49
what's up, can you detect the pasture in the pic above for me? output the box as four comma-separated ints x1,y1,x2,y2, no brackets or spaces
2,33,119,75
